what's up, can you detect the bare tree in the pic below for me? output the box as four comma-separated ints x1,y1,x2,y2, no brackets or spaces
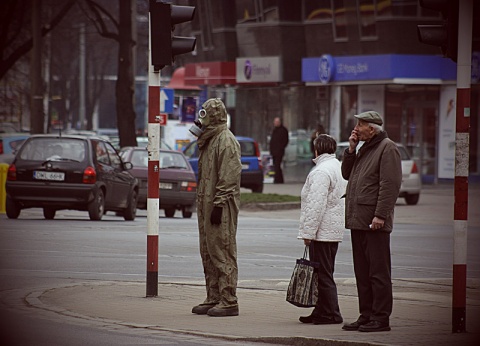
83,0,137,147
0,0,76,81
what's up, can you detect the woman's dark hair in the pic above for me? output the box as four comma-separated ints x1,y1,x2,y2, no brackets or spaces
314,134,337,155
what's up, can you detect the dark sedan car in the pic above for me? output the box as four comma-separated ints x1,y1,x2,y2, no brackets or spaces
5,134,138,220
119,146,197,218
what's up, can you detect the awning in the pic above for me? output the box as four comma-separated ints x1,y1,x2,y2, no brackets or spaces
166,67,201,90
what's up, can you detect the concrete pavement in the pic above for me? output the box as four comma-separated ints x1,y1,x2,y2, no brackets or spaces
24,182,480,345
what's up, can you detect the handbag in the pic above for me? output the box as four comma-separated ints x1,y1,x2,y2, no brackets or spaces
286,246,319,308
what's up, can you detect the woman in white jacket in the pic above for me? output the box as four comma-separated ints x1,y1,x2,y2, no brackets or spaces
297,134,347,325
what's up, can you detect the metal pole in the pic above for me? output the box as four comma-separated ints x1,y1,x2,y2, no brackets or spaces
452,0,472,333
146,13,160,297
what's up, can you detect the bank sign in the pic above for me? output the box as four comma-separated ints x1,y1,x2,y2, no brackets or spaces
236,56,282,83
302,54,457,84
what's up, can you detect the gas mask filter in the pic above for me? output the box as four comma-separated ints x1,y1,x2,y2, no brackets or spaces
189,108,207,137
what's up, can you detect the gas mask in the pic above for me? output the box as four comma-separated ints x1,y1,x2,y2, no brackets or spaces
189,108,209,137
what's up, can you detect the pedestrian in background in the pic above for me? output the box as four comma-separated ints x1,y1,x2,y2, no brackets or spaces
189,98,242,317
341,111,402,332
297,134,347,325
269,117,289,184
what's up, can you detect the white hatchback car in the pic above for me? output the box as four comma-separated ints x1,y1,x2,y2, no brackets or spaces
335,141,421,205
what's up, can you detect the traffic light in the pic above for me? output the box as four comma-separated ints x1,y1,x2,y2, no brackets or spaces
417,0,459,62
149,0,196,71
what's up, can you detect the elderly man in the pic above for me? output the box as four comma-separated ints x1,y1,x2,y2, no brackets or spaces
341,111,402,332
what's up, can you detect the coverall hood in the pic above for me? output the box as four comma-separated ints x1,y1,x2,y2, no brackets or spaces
201,98,228,126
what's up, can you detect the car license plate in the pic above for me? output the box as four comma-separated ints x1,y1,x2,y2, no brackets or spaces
159,182,172,189
34,171,65,181
242,163,249,170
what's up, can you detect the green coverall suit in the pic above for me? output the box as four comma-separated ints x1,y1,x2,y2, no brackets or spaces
195,98,242,310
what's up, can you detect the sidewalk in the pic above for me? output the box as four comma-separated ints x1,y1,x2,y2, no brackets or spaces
32,277,480,346
25,182,480,346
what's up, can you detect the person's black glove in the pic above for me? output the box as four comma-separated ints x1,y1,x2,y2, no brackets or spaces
210,206,222,225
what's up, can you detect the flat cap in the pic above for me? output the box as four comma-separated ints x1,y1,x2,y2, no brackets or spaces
354,111,383,125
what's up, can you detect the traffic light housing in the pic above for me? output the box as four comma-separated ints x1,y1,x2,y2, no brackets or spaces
417,0,459,62
150,0,196,71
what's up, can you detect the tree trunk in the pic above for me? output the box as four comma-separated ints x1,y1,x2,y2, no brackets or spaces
116,0,137,148
31,0,44,134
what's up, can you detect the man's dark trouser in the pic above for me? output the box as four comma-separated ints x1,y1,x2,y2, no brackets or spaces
351,230,392,324
309,241,342,321
272,154,284,183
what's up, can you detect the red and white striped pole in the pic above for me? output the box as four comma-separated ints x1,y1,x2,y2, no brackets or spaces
452,0,472,333
146,14,160,297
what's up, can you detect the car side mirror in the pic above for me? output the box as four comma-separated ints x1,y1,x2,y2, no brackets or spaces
123,162,133,170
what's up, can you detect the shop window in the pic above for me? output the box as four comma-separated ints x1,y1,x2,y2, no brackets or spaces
376,0,442,18
303,0,333,22
196,0,214,51
358,0,377,38
340,85,358,141
236,0,279,23
333,0,348,40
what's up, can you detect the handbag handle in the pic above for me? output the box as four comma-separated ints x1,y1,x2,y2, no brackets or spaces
303,245,309,260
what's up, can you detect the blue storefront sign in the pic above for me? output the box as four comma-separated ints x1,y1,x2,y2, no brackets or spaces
303,54,457,84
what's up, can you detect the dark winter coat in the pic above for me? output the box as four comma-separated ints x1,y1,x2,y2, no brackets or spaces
341,132,402,233
269,125,289,157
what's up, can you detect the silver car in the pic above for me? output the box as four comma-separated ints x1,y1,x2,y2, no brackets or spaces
335,142,421,205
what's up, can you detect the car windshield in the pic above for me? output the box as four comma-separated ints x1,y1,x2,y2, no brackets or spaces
130,149,148,168
160,151,189,169
18,138,86,162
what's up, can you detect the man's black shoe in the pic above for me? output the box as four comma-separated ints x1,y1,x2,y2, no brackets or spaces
358,320,391,332
299,315,314,324
342,319,370,331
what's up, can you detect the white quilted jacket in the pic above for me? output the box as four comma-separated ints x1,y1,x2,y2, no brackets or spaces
298,153,347,242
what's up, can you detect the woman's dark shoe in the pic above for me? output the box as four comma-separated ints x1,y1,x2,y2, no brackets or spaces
358,320,391,332
299,315,314,323
342,318,370,331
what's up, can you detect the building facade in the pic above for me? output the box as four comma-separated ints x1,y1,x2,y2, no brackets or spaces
172,0,479,183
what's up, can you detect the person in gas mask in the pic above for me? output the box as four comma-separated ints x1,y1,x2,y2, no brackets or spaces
189,98,242,317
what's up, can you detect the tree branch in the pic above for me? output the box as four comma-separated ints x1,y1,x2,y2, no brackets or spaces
83,0,120,41
0,0,76,80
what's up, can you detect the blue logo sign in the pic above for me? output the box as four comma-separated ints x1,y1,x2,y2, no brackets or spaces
160,88,174,113
318,55,334,84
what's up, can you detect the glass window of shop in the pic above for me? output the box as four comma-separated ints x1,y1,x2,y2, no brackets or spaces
333,0,347,40
236,0,279,23
339,85,358,142
303,0,333,22
376,0,442,18
338,84,440,180
357,0,377,38
384,85,439,180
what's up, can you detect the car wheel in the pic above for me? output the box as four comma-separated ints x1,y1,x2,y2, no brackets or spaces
43,208,56,220
165,208,175,218
182,209,193,218
405,193,420,205
251,184,263,193
88,189,105,221
123,190,137,221
6,196,21,219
